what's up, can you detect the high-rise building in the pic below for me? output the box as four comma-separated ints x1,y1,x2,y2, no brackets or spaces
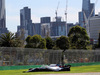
41,17,51,23
89,14,100,42
20,7,31,29
0,0,8,35
17,7,33,39
79,12,84,27
79,0,95,27
33,23,41,35
41,17,51,37
82,0,90,19
0,0,6,28
51,17,66,36
82,0,95,18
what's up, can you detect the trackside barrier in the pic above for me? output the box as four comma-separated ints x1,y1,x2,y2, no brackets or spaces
0,62,100,70
66,62,100,67
0,65,42,70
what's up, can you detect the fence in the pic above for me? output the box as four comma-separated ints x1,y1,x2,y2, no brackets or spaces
0,47,100,66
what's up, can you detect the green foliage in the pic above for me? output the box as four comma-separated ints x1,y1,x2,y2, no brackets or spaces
45,37,54,49
25,35,46,49
86,45,93,50
0,32,22,47
30,35,41,44
38,38,46,49
25,35,31,43
56,36,70,50
52,45,60,50
68,25,89,49
0,32,14,47
11,39,22,47
98,33,100,48
25,35,32,48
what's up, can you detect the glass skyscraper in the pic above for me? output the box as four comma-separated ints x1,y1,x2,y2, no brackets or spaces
17,7,34,39
82,0,90,18
82,0,95,18
0,0,6,28
20,7,31,29
79,0,95,27
0,0,8,35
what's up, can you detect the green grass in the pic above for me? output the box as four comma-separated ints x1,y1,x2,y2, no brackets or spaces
0,65,100,75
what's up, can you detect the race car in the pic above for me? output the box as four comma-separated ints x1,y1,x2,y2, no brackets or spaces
23,64,71,73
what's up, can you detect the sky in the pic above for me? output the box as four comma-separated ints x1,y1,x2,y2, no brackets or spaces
6,0,100,33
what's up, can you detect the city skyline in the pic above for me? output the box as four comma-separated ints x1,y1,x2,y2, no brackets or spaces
6,0,100,32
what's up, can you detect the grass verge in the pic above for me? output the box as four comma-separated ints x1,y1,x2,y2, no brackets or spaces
0,65,100,75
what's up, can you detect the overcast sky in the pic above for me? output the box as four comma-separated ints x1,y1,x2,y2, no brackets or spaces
6,0,100,33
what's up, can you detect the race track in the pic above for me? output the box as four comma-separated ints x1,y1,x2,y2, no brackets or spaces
41,72,100,75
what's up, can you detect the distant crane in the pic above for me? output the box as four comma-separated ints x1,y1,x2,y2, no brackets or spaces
55,1,60,21
65,0,68,36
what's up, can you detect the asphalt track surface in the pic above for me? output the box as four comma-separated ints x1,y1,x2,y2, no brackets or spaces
40,72,100,75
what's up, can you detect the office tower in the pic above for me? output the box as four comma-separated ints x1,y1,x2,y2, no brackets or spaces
20,7,32,38
90,3,95,17
33,23,41,35
41,17,51,37
79,12,84,27
79,0,95,27
82,0,95,18
0,0,8,35
17,7,33,39
20,7,31,29
82,0,90,19
89,14,100,42
51,17,66,36
0,0,6,28
41,17,51,23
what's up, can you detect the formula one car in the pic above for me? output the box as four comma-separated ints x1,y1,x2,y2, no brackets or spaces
23,64,71,73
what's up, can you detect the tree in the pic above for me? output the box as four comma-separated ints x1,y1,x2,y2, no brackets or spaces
68,25,89,49
25,35,32,48
11,38,22,47
56,36,70,66
38,38,46,49
15,29,27,47
56,36,70,50
45,37,54,49
30,35,42,48
25,35,46,49
98,33,100,48
0,32,22,47
26,35,31,43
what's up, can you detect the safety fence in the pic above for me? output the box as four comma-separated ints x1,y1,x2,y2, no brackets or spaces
0,47,100,66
